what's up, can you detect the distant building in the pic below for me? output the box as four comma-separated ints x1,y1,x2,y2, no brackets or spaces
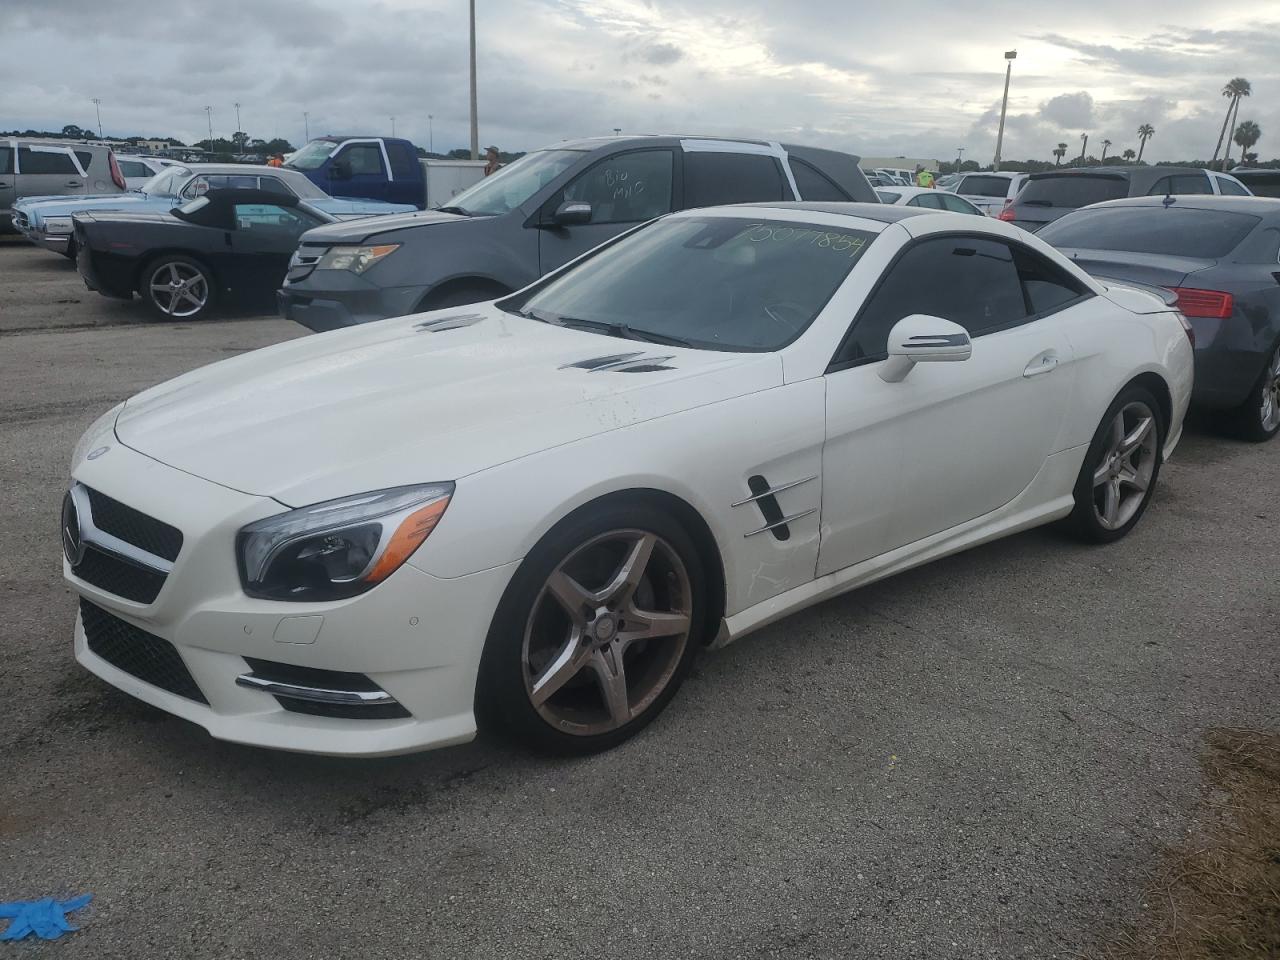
137,139,173,153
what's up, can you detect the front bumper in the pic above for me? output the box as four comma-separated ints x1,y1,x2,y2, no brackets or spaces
31,228,71,253
277,274,426,332
66,441,517,757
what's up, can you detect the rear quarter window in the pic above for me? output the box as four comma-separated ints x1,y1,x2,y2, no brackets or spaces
75,151,94,171
684,152,790,207
790,159,851,201
1019,175,1127,207
1038,207,1260,259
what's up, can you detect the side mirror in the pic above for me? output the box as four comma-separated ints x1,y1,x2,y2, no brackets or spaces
552,200,592,227
879,314,972,382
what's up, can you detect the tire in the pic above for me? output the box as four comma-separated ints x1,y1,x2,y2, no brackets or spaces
477,499,706,755
420,281,509,311
140,255,216,321
1223,342,1280,443
1067,385,1166,543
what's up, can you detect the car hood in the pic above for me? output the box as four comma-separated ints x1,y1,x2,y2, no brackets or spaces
114,305,782,506
298,209,467,244
20,193,159,222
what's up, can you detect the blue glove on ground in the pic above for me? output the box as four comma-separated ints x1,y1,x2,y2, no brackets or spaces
0,894,93,941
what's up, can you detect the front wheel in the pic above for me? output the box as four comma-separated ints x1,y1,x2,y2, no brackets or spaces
478,501,705,755
1067,386,1165,543
1224,343,1280,443
140,255,216,321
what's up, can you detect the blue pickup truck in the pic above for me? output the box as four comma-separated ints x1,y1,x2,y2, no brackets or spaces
285,137,483,210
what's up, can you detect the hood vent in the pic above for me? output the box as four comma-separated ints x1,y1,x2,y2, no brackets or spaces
561,352,676,373
413,313,485,333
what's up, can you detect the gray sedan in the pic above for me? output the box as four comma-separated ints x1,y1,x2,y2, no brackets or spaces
1039,195,1280,440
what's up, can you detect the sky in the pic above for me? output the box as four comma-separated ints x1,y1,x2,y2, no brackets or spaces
3,0,1277,165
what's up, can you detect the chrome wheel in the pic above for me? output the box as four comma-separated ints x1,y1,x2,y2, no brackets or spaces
1259,345,1280,434
1092,401,1158,530
522,529,692,736
149,261,209,318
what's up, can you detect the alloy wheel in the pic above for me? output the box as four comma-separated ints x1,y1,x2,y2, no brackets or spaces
522,529,692,736
1259,345,1280,434
149,262,209,318
1092,400,1158,530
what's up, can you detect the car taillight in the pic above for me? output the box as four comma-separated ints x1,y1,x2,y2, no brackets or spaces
108,152,125,191
997,202,1015,222
1171,287,1234,319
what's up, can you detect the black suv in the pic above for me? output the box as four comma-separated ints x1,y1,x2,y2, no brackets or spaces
278,135,877,332
1002,165,1252,232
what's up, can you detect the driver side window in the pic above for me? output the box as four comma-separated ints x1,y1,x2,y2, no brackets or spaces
834,237,1029,366
557,150,673,225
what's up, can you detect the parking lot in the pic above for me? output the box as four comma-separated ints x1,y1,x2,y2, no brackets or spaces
0,234,1276,958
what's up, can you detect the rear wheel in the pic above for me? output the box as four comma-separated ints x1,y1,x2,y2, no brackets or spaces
1224,343,1280,443
1068,386,1165,543
478,501,705,755
140,255,216,321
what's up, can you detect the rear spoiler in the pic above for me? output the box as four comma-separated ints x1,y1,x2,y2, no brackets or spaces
1095,273,1172,308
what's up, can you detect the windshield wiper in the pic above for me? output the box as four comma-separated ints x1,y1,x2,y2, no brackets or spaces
524,311,693,347
435,205,472,216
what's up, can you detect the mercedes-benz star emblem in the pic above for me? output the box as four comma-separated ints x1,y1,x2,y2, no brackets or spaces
61,490,84,566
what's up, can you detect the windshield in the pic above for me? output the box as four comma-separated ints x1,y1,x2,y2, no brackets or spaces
509,215,878,352
140,166,190,197
285,140,338,171
443,149,580,216
1019,175,1127,208
1039,207,1260,259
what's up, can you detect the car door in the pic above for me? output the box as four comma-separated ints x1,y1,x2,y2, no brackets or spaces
536,148,676,274
328,141,389,201
817,234,1083,576
227,202,328,301
16,145,84,199
0,145,15,220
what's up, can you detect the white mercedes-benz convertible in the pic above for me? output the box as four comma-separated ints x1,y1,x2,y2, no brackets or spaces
63,202,1194,756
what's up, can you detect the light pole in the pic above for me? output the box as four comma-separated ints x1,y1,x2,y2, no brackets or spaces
1079,132,1088,160
304,111,310,142
204,105,213,148
91,98,103,139
992,49,1016,171
428,114,434,154
234,101,242,135
469,0,479,160
391,115,396,137
956,146,965,170
613,127,621,136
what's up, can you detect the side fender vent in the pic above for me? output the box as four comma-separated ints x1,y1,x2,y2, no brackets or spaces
731,474,817,541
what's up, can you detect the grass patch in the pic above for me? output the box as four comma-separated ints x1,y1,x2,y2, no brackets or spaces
1100,728,1280,959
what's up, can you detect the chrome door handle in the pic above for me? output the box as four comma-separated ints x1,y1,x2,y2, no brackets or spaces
1023,353,1059,377
65,180,82,187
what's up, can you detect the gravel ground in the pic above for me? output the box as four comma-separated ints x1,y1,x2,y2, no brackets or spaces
0,238,1276,959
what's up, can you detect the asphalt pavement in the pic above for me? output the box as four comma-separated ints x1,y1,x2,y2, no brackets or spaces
0,237,1276,959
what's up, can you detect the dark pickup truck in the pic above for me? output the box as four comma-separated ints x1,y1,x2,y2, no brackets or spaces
285,137,483,210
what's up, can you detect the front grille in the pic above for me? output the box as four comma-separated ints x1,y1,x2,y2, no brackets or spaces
72,547,166,603
84,487,183,561
80,598,207,703
278,698,411,720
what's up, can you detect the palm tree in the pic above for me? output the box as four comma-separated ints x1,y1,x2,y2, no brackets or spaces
1053,142,1067,165
1233,120,1261,164
1122,148,1136,161
1212,78,1251,169
1136,124,1155,162
1100,139,1112,161
1079,132,1089,160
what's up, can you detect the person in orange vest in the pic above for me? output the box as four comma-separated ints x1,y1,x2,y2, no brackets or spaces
267,154,284,168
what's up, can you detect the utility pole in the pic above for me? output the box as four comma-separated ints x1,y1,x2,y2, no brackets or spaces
204,105,213,147
428,114,434,154
469,0,479,160
91,98,103,139
234,101,242,134
391,115,396,137
956,146,965,170
1079,133,1088,159
304,111,310,142
992,49,1016,171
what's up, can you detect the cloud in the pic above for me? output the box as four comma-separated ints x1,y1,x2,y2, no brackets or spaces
1039,92,1095,130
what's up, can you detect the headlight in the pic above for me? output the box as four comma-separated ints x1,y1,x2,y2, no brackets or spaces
237,482,453,601
315,243,400,274
43,216,74,235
